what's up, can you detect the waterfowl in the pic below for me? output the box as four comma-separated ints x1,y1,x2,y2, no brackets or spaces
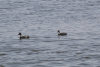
18,33,29,39
57,30,67,36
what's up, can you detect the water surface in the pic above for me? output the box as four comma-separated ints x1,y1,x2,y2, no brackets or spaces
0,0,100,67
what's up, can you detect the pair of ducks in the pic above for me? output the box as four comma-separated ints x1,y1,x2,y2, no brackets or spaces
18,30,67,39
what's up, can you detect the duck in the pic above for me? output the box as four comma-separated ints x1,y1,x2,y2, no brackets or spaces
57,30,67,36
18,33,29,39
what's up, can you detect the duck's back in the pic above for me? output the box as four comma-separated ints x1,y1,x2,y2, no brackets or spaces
20,36,29,38
58,33,67,35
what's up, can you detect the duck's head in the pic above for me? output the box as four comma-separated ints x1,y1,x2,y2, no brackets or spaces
18,33,22,35
57,30,60,33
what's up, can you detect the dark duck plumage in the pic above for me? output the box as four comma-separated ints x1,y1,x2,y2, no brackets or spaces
57,30,67,36
18,33,29,39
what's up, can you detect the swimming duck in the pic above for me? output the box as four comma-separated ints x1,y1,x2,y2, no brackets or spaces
18,33,29,39
57,30,67,36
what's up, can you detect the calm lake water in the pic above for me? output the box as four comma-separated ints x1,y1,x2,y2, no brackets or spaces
0,0,100,67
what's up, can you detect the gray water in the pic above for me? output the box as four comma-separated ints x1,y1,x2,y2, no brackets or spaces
0,0,100,67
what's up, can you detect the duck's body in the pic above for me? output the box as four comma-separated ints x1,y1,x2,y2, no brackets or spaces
57,30,67,36
18,33,29,39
